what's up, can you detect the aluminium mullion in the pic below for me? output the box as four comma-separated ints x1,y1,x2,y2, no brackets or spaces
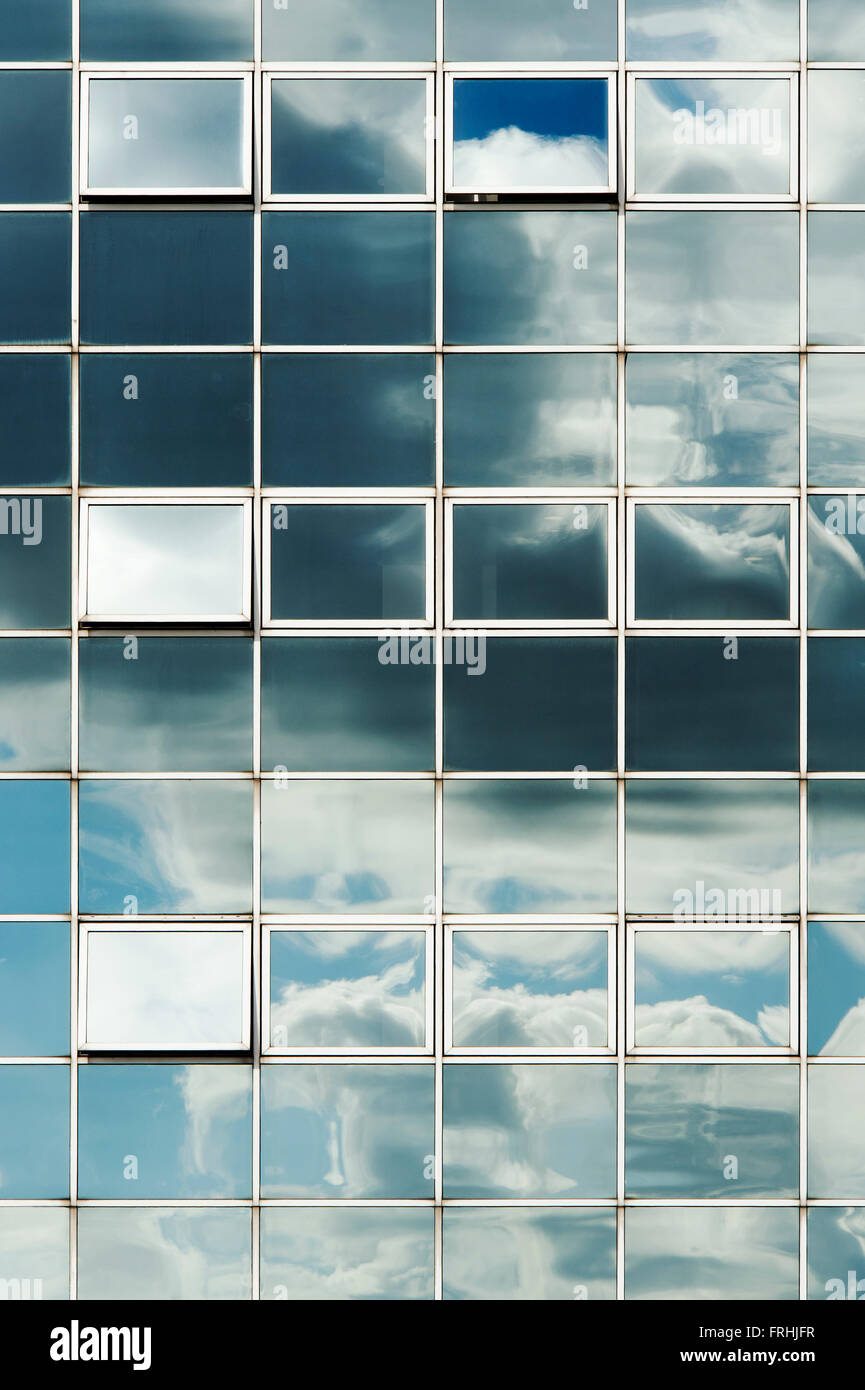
616,0,626,1300
799,16,809,1297
434,4,445,1303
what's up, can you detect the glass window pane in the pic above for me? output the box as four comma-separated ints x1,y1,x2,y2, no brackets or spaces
261,1208,434,1301
262,354,435,488
262,0,433,61
808,213,865,346
633,503,791,623
0,923,69,1056
633,78,791,197
78,1065,251,1196
0,495,69,630
634,931,791,1048
0,638,69,771
269,503,427,624
626,353,799,487
444,637,617,773
0,781,70,914
0,356,70,487
443,779,617,914
80,355,252,487
445,0,616,60
0,71,70,203
81,0,253,60
86,78,247,194
626,0,799,61
443,1062,617,1198
261,638,434,773
625,1208,799,1300
0,1066,69,1197
0,214,70,346
625,779,799,916
270,78,427,198
76,1208,251,1301
807,1208,865,1301
809,1065,865,1197
443,1207,616,1301
0,0,71,59
0,1209,68,1300
808,781,865,914
626,211,799,346
444,353,616,488
261,780,434,915
269,931,427,1049
809,0,865,60
808,355,865,485
79,780,252,915
260,1063,434,1197
626,637,799,772
808,923,865,1057
450,79,610,193
809,640,865,771
84,504,248,622
80,212,252,347
79,636,252,773
445,210,617,346
263,212,434,347
82,929,249,1050
452,930,608,1048
809,72,865,203
451,504,609,622
809,497,865,628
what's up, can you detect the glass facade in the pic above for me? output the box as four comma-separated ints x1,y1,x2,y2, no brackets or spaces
0,0,862,1307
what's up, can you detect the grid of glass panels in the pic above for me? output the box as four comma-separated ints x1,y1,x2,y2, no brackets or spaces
1,0,865,1303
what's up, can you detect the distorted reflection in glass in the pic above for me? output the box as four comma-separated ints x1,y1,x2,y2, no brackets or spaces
809,72,865,203
0,355,70,487
78,1065,251,1197
626,637,798,772
80,354,253,487
633,78,791,196
807,1207,865,1300
809,213,865,346
0,71,70,202
808,780,865,913
0,780,70,913
260,1207,434,1301
445,210,617,345
0,639,69,770
0,214,70,346
633,503,791,622
451,80,610,192
627,0,798,59
809,0,865,62
269,931,427,1048
634,931,790,1048
443,1062,616,1198
445,0,617,60
444,1207,616,1301
83,930,248,1050
451,930,608,1048
444,353,616,487
809,640,865,771
84,504,247,620
625,1208,799,1300
79,637,252,772
626,1063,798,1198
269,504,427,623
626,780,799,915
81,0,253,60
0,1208,69,1300
0,923,69,1056
0,495,69,629
76,1208,251,1301
262,354,435,488
451,504,609,622
262,0,433,61
809,1065,865,1197
444,779,617,914
808,923,865,1056
87,79,246,192
261,780,434,915
270,79,427,197
260,1063,434,1198
262,638,434,773
625,353,798,487
78,780,252,913
0,1066,69,1197
262,211,434,346
626,211,798,345
808,355,865,485
1,0,71,59
444,638,617,773
808,498,865,628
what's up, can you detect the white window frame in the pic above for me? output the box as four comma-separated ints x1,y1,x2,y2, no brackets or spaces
445,71,617,196
80,71,254,198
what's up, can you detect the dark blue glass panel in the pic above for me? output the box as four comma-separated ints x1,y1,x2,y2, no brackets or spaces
0,215,70,345
809,639,865,770
0,0,71,60
81,0,253,59
0,638,70,771
0,496,70,629
0,71,70,203
0,356,70,486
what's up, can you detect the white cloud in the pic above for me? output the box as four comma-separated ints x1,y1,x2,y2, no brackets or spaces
454,127,608,190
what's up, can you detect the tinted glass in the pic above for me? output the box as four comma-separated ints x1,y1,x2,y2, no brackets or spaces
808,781,865,914
809,497,865,628
0,495,69,629
0,639,69,771
808,355,865,484
261,1208,434,1301
443,1207,616,1301
0,214,70,345
0,356,70,487
77,1208,251,1301
81,0,253,60
445,0,616,60
626,0,799,60
0,923,69,1056
808,1065,865,1196
808,923,865,1056
0,781,70,914
0,1066,69,1197
807,1208,865,1301
262,0,434,61
809,640,865,771
809,0,865,60
808,213,865,346
809,72,865,203
0,1209,68,1301
0,71,70,203
625,1208,799,1300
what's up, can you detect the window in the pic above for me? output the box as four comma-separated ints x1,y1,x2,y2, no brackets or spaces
0,71,70,204
80,0,253,61
0,214,70,345
444,0,617,61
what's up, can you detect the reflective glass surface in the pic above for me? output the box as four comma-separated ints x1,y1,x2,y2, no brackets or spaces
444,0,617,60
81,0,253,60
0,1209,69,1300
0,781,70,914
0,1066,69,1198
808,355,865,484
76,1209,251,1301
809,72,865,203
807,1207,865,1301
0,638,70,771
808,923,865,1056
808,781,865,914
0,922,69,1056
0,214,70,345
262,0,434,61
809,641,865,771
0,356,70,487
0,71,70,203
443,1207,616,1301
0,0,71,60
626,0,799,61
809,498,865,628
0,495,70,629
809,0,865,60
808,213,865,346
625,1208,799,1300
260,1208,434,1301
809,1065,865,1196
